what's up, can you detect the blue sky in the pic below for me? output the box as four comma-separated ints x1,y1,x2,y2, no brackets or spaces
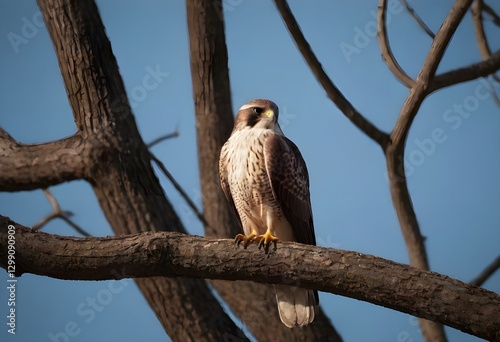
1,1,499,341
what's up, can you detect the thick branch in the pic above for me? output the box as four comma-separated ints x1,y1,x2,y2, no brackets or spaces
274,0,390,149
0,129,87,191
36,0,245,339
1,217,498,341
377,0,416,88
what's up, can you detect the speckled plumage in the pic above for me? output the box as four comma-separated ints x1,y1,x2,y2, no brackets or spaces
219,99,318,328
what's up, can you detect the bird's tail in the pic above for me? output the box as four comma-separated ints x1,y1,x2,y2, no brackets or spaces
275,284,318,328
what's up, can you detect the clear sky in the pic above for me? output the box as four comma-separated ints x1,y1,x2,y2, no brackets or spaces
1,1,499,341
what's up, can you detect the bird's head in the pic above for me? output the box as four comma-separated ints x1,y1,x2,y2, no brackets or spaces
233,99,282,133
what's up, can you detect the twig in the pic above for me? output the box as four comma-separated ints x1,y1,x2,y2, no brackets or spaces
147,129,180,148
401,0,436,39
377,0,416,87
273,0,390,149
483,2,500,26
470,255,500,287
150,154,209,227
32,189,91,236
147,130,208,226
471,0,500,83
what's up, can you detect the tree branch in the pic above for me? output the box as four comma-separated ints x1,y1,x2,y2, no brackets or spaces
386,1,473,340
483,2,500,26
146,130,179,148
1,216,498,341
430,49,500,93
470,255,500,287
377,0,416,87
401,0,436,39
391,0,474,145
32,189,91,236
150,154,208,227
274,0,390,149
0,129,87,191
471,0,500,83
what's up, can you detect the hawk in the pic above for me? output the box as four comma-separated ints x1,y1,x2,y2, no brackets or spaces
219,99,318,328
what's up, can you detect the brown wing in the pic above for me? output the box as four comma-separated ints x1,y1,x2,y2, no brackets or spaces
219,143,242,228
264,134,316,246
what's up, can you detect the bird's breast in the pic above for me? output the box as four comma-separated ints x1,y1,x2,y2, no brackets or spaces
225,129,277,210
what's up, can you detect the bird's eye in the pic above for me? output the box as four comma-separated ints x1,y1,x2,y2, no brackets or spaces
253,107,263,114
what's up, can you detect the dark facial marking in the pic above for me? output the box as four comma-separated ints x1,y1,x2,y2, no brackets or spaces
246,107,263,127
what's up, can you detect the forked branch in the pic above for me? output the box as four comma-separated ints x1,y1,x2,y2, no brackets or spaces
273,0,390,149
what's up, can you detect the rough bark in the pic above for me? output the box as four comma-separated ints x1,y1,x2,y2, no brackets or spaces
186,0,341,340
28,0,246,340
0,130,86,191
1,216,499,341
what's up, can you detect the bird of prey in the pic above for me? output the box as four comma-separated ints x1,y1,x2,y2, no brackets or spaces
219,99,318,328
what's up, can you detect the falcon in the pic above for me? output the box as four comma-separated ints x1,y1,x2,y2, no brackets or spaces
219,99,318,328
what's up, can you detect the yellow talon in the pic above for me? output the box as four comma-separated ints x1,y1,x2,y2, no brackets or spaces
253,230,279,252
235,232,256,248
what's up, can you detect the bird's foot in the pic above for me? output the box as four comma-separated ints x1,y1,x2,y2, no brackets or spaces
235,232,256,248
253,231,279,253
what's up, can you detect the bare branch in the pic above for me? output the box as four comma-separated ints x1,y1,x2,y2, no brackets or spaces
483,2,500,26
32,189,91,236
150,154,208,227
401,0,436,38
377,0,417,87
470,255,500,287
147,129,180,148
472,0,493,60
0,129,87,191
471,0,500,83
430,49,500,92
392,0,474,144
273,0,390,149
1,216,498,341
387,2,473,340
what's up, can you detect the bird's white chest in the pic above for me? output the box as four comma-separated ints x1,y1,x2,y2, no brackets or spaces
224,128,274,207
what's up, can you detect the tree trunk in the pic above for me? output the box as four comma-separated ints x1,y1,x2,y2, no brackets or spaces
36,0,245,340
186,0,342,340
